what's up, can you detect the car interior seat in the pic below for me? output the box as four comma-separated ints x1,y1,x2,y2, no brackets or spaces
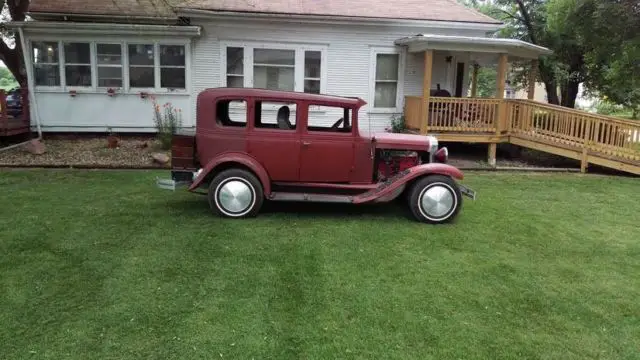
276,105,293,129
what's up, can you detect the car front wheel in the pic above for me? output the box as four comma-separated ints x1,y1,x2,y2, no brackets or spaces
208,169,263,218
408,174,462,224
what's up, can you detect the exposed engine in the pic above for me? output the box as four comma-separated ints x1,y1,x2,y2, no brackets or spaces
376,150,421,181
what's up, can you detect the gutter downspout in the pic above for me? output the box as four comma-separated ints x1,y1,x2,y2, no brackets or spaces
0,27,43,152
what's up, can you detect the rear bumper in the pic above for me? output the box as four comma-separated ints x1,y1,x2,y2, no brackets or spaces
156,169,201,191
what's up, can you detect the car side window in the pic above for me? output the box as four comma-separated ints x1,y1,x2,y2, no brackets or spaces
216,99,247,127
307,105,352,133
254,101,297,130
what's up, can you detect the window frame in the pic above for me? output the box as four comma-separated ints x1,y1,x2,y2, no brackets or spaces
31,40,62,89
96,42,124,89
29,38,190,94
220,41,328,96
369,46,405,113
61,41,94,89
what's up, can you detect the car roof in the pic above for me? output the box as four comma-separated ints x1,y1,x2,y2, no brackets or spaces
199,87,367,107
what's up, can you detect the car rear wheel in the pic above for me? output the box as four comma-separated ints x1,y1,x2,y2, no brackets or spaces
208,169,263,218
408,174,462,224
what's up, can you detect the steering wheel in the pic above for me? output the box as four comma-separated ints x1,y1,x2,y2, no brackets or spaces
330,117,344,130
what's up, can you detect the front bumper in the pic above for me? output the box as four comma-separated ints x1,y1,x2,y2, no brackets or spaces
459,184,477,200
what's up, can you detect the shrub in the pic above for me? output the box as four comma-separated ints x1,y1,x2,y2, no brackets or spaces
152,100,183,150
387,114,407,133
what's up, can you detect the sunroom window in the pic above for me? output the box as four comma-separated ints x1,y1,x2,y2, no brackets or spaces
97,44,123,87
128,44,155,88
160,45,186,89
32,41,60,86
64,42,92,87
226,47,244,88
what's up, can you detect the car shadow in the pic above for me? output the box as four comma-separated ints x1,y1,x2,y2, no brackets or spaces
164,196,411,221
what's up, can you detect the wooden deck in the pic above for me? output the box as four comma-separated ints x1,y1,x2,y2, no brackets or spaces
0,88,30,137
405,96,640,175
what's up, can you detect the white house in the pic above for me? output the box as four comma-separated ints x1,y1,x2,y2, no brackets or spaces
10,0,505,133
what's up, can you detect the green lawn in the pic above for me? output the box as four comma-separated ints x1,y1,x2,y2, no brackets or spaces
1,170,639,359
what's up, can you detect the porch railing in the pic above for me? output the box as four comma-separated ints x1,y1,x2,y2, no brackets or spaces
404,96,500,133
509,99,640,162
404,96,640,163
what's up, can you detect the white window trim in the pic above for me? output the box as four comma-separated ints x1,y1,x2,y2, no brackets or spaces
29,38,191,94
220,40,328,95
61,41,94,89
368,46,405,113
31,41,62,90
96,42,125,89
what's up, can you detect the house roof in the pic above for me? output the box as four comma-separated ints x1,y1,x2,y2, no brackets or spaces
28,0,502,24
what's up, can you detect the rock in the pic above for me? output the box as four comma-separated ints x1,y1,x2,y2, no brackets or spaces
152,153,170,164
25,139,46,155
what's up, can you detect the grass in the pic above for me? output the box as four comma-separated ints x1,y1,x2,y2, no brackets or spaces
1,169,639,359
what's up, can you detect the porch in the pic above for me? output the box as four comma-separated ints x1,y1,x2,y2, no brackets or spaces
395,35,640,175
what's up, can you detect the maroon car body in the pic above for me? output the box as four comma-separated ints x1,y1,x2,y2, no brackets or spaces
158,88,476,224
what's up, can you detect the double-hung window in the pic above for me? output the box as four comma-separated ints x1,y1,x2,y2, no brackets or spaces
222,42,326,94
97,43,123,87
160,45,186,89
32,41,60,86
63,42,92,87
370,47,404,111
128,44,155,88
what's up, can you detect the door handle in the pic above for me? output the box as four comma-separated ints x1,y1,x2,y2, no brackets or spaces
302,141,311,146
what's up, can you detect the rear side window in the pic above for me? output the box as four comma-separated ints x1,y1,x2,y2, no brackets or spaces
216,100,247,127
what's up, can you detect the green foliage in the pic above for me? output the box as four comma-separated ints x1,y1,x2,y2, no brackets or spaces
387,114,407,133
152,99,183,150
473,65,498,98
0,66,18,90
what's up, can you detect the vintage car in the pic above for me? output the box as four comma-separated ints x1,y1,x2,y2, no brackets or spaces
157,88,476,224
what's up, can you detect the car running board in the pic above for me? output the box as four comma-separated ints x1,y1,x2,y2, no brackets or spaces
269,192,354,203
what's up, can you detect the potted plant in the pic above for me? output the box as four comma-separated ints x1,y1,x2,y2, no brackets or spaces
107,88,116,97
106,126,119,148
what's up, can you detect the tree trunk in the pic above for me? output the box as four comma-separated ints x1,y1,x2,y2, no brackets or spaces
543,81,560,105
560,80,580,108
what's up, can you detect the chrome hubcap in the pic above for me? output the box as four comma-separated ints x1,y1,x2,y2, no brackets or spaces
420,185,455,219
218,180,253,214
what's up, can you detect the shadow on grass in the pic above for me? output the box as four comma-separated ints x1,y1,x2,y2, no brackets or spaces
165,195,412,222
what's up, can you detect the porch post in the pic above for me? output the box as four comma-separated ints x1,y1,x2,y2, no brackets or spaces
470,63,479,98
489,53,508,167
528,60,538,100
420,49,434,135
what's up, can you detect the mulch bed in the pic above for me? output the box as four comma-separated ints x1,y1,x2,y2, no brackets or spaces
0,135,171,168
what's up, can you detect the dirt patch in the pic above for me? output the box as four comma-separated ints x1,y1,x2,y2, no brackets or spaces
0,135,170,168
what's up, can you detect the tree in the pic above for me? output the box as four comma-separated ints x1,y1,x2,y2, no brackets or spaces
0,0,29,85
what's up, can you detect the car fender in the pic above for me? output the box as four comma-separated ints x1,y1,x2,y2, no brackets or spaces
188,152,272,195
353,163,464,204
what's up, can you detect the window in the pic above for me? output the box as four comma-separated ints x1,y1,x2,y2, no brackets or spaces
304,51,321,94
222,43,326,94
64,43,92,87
253,49,295,91
31,40,187,91
32,41,60,86
254,101,297,130
307,105,352,133
129,44,155,88
226,47,244,88
216,100,247,127
374,53,399,108
160,45,186,89
97,44,123,87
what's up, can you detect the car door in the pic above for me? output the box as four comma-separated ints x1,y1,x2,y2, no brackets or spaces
247,99,301,182
299,104,355,183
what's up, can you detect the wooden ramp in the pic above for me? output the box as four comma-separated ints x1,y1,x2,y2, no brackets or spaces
404,97,640,175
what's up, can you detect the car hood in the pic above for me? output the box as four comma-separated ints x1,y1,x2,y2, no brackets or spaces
370,132,437,151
